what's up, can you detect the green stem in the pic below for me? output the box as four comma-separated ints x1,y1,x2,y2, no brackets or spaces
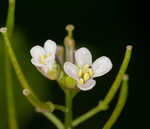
104,45,132,104
102,75,128,129
5,48,18,129
43,112,64,129
72,105,103,127
1,30,65,127
65,90,73,129
72,46,132,127
55,104,67,113
0,30,65,127
6,0,15,39
0,29,65,113
5,0,18,129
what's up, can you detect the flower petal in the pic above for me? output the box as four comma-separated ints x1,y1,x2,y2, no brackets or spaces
41,65,49,73
64,62,78,80
77,79,96,91
44,40,56,55
30,46,45,59
47,59,55,70
75,47,92,68
92,56,112,78
31,58,44,67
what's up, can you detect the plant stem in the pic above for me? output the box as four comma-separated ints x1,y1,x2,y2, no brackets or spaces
6,0,15,39
43,112,64,129
54,104,67,113
72,46,132,127
65,90,73,129
72,105,103,127
5,48,19,129
5,0,18,129
102,74,128,129
1,31,52,110
103,45,132,104
0,30,65,127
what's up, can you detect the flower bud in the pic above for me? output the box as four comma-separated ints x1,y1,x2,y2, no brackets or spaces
56,45,64,66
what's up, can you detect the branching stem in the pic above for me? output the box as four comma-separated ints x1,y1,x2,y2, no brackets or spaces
43,112,64,129
1,30,64,128
102,75,128,129
72,46,132,127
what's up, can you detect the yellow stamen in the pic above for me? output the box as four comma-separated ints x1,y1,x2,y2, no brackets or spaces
88,68,93,77
45,53,50,57
77,64,94,85
40,56,45,64
40,53,51,64
83,73,90,81
78,78,84,85
78,69,82,77
82,64,90,73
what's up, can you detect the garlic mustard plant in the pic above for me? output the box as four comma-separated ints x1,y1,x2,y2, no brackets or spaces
0,1,133,128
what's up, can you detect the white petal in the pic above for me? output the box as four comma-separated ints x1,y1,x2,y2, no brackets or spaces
31,58,44,67
47,59,55,70
41,66,49,73
64,62,78,80
30,46,45,59
77,79,96,91
75,47,92,68
44,40,56,55
92,56,112,78
45,55,54,64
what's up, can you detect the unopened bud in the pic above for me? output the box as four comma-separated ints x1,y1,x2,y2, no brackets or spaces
56,45,64,66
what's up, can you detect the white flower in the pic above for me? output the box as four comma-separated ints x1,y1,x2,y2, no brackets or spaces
64,47,112,91
30,40,56,73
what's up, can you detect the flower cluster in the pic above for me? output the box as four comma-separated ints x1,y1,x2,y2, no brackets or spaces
30,40,112,91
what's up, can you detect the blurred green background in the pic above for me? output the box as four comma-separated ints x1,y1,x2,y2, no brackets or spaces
0,0,146,129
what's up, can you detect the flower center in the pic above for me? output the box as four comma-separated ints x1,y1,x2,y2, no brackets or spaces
78,64,93,85
40,53,51,64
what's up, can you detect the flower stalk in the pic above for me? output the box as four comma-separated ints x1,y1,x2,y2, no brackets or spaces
6,0,15,39
43,112,64,129
5,0,18,129
5,47,19,129
1,30,65,128
102,74,129,129
72,46,132,127
103,45,132,104
65,90,73,129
